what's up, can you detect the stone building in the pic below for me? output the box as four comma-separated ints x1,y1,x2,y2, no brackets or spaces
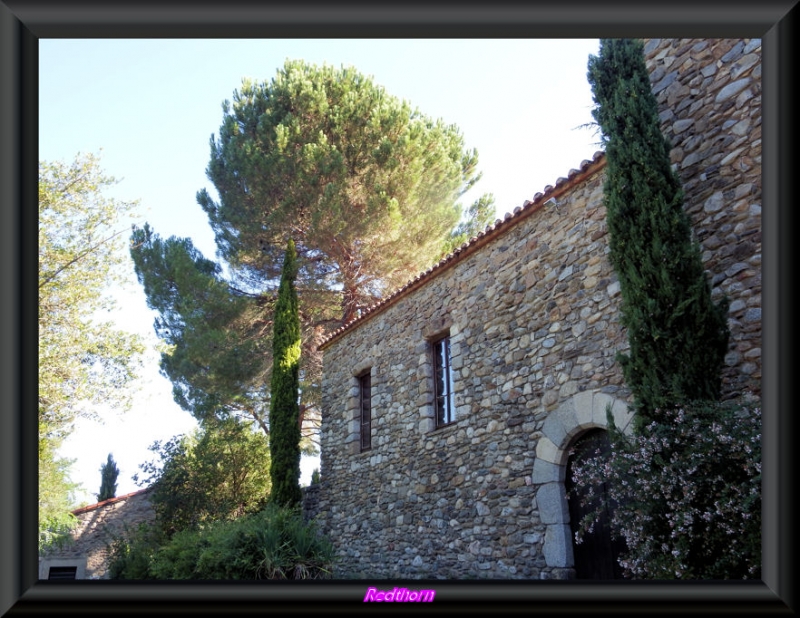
39,488,155,580
313,38,761,579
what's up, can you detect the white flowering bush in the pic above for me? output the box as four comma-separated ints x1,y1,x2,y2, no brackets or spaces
569,398,761,579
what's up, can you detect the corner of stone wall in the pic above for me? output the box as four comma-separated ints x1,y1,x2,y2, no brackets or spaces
301,483,322,523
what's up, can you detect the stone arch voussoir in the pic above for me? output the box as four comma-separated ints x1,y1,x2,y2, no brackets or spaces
531,390,633,573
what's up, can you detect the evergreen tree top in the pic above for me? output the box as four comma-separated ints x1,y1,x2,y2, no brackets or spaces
97,452,120,502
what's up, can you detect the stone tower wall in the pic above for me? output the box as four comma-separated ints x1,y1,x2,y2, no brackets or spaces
645,38,762,399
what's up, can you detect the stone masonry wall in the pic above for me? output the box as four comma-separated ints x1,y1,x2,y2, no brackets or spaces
317,159,628,579
312,38,762,579
645,38,762,399
40,489,155,579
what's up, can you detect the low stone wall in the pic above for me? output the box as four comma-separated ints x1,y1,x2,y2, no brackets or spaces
301,483,321,523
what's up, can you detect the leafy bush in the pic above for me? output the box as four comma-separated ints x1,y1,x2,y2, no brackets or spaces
107,522,164,580
38,511,78,555
108,504,334,580
569,397,761,579
38,435,80,554
134,416,272,535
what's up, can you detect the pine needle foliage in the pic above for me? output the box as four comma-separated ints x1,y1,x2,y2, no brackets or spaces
130,224,273,436
130,61,493,451
198,59,488,324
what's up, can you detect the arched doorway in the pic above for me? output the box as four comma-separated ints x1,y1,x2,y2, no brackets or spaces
564,428,626,579
531,391,634,578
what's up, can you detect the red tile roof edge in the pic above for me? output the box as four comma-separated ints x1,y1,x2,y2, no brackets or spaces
71,487,152,516
319,151,607,350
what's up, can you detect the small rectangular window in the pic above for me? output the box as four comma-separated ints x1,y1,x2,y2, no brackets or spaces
359,372,372,451
432,335,455,427
48,566,78,580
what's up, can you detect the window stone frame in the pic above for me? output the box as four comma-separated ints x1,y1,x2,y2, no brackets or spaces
431,334,456,428
346,359,374,455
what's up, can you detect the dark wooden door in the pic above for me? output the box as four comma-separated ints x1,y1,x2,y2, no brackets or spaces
565,428,626,579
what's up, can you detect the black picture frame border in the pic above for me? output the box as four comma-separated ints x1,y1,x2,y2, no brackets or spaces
2,1,795,614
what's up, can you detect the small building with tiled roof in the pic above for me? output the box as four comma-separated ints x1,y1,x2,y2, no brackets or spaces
39,488,155,580
311,38,762,579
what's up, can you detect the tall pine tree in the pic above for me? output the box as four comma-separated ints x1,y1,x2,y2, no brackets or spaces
269,239,302,508
198,60,488,325
97,453,119,502
587,38,729,426
131,61,493,452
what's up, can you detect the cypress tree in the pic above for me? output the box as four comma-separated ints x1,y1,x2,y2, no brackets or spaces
587,39,729,426
269,239,302,507
97,453,119,502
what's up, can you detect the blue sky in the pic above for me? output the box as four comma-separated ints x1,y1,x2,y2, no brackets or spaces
40,38,602,505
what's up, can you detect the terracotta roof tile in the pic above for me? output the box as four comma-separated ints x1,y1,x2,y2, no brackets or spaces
71,487,151,516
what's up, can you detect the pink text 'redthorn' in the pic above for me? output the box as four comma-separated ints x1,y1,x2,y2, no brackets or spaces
363,586,435,602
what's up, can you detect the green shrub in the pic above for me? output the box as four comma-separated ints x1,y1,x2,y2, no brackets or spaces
150,528,210,579
108,504,334,580
107,522,163,580
134,417,272,536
